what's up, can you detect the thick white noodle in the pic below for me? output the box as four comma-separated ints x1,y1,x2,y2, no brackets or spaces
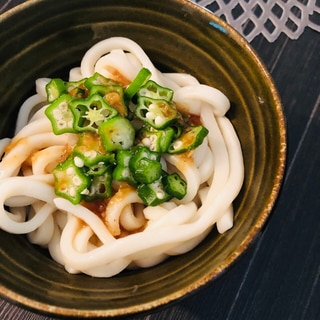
14,117,53,140
81,37,179,90
35,78,51,98
14,94,47,134
0,132,77,178
0,138,11,157
0,37,244,277
119,203,146,231
69,67,83,82
174,84,230,116
28,213,55,246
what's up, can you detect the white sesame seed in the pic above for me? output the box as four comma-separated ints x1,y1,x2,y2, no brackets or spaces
74,156,84,167
69,187,76,197
142,138,151,147
146,111,154,120
72,176,82,186
156,191,165,199
66,167,75,175
155,116,165,126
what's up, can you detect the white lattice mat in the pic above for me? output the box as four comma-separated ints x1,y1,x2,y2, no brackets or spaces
193,0,320,42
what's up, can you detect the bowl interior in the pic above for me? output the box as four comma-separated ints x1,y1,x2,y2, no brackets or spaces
0,0,286,317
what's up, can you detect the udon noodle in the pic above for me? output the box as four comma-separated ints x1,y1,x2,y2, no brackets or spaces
0,37,244,277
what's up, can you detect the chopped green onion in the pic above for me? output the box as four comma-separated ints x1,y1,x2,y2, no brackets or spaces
124,67,152,101
70,94,118,132
44,94,76,135
167,125,209,154
137,179,172,206
46,78,66,103
84,72,120,89
73,131,114,166
112,150,137,186
138,80,174,101
98,116,135,151
163,173,187,200
135,96,178,129
137,125,175,152
53,156,90,205
89,84,128,117
83,166,114,201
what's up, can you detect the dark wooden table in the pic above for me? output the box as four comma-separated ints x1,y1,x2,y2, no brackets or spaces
1,1,319,319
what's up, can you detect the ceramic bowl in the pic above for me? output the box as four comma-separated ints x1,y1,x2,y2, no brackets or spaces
0,0,286,317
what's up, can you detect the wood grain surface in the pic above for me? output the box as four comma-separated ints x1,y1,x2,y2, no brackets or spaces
0,1,319,319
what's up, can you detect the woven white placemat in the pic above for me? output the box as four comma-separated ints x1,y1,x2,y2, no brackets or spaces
194,0,320,42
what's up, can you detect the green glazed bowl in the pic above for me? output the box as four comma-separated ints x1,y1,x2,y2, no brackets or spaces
0,0,286,317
